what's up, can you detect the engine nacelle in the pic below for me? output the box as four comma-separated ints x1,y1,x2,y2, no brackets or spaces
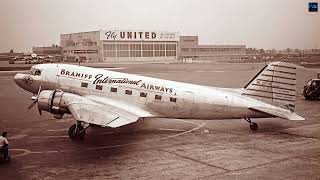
37,90,70,117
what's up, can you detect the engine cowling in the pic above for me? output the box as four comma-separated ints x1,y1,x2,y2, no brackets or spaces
37,90,70,118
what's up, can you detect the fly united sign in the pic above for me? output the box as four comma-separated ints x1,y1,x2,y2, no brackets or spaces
100,30,179,41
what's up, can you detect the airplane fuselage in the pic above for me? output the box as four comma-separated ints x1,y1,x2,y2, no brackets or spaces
17,64,271,120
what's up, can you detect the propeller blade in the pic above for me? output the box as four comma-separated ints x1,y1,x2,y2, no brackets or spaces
27,85,41,112
38,108,42,115
37,85,41,97
27,100,37,109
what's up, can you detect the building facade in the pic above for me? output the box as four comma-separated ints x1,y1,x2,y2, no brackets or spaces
178,36,246,60
100,30,179,62
60,30,246,62
60,31,100,62
61,30,179,62
32,45,62,55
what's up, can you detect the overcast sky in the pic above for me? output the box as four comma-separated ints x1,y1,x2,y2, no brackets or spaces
0,0,319,52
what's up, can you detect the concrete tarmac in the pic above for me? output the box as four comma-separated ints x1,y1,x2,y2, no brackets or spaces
0,62,319,179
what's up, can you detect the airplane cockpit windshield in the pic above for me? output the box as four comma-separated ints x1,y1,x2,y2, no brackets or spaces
30,68,41,76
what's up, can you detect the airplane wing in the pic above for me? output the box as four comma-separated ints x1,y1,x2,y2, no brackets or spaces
249,106,305,121
68,96,154,128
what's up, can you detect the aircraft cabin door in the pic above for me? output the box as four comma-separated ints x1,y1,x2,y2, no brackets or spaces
176,90,197,118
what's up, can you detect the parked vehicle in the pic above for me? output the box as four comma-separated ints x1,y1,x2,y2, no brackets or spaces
303,79,320,100
8,59,15,64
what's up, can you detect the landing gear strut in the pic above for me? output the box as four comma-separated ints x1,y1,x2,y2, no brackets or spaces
68,121,89,140
244,118,258,131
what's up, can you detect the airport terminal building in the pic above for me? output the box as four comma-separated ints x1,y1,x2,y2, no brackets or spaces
60,30,246,62
32,45,62,55
178,36,246,61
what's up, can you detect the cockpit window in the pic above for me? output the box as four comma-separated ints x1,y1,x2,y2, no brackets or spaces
30,68,41,76
34,69,41,76
30,68,35,75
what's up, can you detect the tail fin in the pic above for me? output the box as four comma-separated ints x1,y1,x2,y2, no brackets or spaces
243,61,297,110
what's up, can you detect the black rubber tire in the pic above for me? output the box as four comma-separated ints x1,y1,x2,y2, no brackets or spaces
310,92,320,100
303,89,311,100
250,123,258,131
68,124,85,140
304,95,311,100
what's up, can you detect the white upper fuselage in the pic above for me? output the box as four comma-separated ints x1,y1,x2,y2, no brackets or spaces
15,64,273,120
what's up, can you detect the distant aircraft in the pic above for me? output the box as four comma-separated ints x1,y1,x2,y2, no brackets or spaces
14,62,304,140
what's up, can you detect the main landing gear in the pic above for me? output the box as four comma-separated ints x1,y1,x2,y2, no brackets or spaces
244,118,258,131
68,121,90,140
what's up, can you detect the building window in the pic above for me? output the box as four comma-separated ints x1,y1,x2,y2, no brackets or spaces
170,97,177,102
155,51,165,57
104,51,116,57
140,92,147,97
155,95,162,100
154,43,165,50
130,51,141,57
142,43,153,51
166,51,176,57
96,85,103,90
111,87,117,92
125,90,132,95
103,44,116,50
81,82,88,88
117,51,129,57
117,44,129,50
130,44,141,50
166,44,176,50
142,51,153,57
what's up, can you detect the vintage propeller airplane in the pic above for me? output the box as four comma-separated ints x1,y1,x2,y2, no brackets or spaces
14,61,304,140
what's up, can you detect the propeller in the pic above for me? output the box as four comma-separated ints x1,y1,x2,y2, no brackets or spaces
27,85,42,115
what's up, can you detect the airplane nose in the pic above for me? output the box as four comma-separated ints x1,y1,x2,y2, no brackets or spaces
14,73,40,94
14,73,33,88
14,73,21,83
14,73,24,84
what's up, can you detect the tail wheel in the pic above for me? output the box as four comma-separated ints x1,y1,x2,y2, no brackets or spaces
68,124,85,140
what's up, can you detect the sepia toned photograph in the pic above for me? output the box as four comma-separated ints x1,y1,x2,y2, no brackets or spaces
0,0,319,179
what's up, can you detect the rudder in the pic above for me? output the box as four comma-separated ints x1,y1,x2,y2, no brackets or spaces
243,61,297,110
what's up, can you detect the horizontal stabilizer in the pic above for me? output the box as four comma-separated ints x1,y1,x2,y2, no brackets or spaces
249,106,305,121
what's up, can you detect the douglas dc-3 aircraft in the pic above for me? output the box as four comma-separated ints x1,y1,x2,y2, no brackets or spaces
14,61,304,140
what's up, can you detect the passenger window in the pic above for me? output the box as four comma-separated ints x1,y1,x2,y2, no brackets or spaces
111,87,117,92
155,95,162,100
96,85,103,90
81,82,88,88
140,92,147,97
170,97,177,102
125,90,132,95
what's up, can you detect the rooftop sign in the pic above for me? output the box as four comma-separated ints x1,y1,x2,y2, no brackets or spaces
100,30,179,41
